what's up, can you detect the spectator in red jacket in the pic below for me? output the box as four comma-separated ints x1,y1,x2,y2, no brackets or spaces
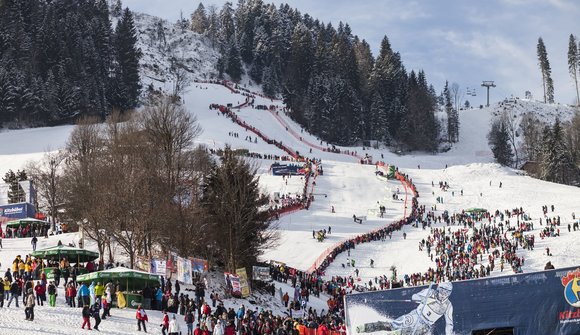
225,320,236,335
136,305,148,332
317,323,329,335
34,281,46,306
161,309,169,335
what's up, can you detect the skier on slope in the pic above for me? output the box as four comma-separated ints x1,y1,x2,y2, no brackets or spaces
356,282,454,335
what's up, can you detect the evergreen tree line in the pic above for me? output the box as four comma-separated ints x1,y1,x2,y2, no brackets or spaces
488,111,580,186
0,0,141,127
191,1,440,150
26,95,273,271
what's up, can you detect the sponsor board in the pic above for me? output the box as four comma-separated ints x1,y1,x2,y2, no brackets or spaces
345,266,580,334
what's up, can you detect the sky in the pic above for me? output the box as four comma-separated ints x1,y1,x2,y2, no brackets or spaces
125,0,580,106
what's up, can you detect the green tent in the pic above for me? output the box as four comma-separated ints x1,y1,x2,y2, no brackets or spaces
76,267,160,291
6,218,50,229
387,165,396,179
31,245,99,263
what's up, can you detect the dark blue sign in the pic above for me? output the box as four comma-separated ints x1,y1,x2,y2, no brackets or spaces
345,266,580,334
271,163,304,176
0,202,36,219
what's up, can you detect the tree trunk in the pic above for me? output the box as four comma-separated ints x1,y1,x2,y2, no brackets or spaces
107,238,114,263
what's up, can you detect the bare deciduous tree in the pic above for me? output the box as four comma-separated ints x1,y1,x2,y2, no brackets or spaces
26,150,66,230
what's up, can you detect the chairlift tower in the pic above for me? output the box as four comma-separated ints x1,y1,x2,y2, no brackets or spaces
481,81,496,107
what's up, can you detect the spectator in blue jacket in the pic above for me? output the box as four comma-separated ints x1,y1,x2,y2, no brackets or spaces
77,282,90,307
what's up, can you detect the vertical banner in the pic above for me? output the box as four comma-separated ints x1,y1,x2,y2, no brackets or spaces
151,259,167,277
177,256,193,284
167,252,178,274
224,272,241,297
236,267,251,297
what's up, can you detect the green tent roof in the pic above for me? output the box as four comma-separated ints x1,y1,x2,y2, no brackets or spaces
5,218,50,228
76,267,160,291
31,245,99,263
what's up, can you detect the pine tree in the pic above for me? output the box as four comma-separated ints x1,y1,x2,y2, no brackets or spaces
261,65,279,97
369,92,388,142
218,2,235,53
568,34,579,106
284,22,314,123
225,37,243,82
2,169,27,203
110,0,122,17
370,36,408,142
205,5,220,48
190,3,208,34
201,146,274,272
488,119,513,166
443,81,458,142
112,8,142,111
537,37,554,103
540,119,579,185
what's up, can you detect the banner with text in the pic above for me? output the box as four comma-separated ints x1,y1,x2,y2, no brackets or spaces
177,256,193,284
236,267,251,297
151,259,167,277
345,266,580,335
252,266,271,281
224,272,241,297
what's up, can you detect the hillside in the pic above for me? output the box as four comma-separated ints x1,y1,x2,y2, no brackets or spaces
135,13,219,89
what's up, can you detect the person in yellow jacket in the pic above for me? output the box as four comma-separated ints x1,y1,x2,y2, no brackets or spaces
94,282,104,305
25,262,32,280
12,261,18,279
18,261,26,279
3,277,10,300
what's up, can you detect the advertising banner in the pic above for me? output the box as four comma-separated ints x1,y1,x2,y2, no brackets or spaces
190,257,209,273
252,266,271,281
151,259,167,277
236,267,251,297
224,272,241,297
344,266,580,335
135,256,151,273
0,202,36,221
177,256,192,285
167,252,178,274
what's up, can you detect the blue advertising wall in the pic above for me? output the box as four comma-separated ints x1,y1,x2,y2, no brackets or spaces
345,266,580,335
271,164,304,176
0,202,36,219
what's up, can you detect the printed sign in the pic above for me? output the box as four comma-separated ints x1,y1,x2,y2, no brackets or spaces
345,266,580,335
151,259,167,277
190,257,209,273
177,256,192,285
236,267,251,297
224,272,241,297
252,266,271,281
